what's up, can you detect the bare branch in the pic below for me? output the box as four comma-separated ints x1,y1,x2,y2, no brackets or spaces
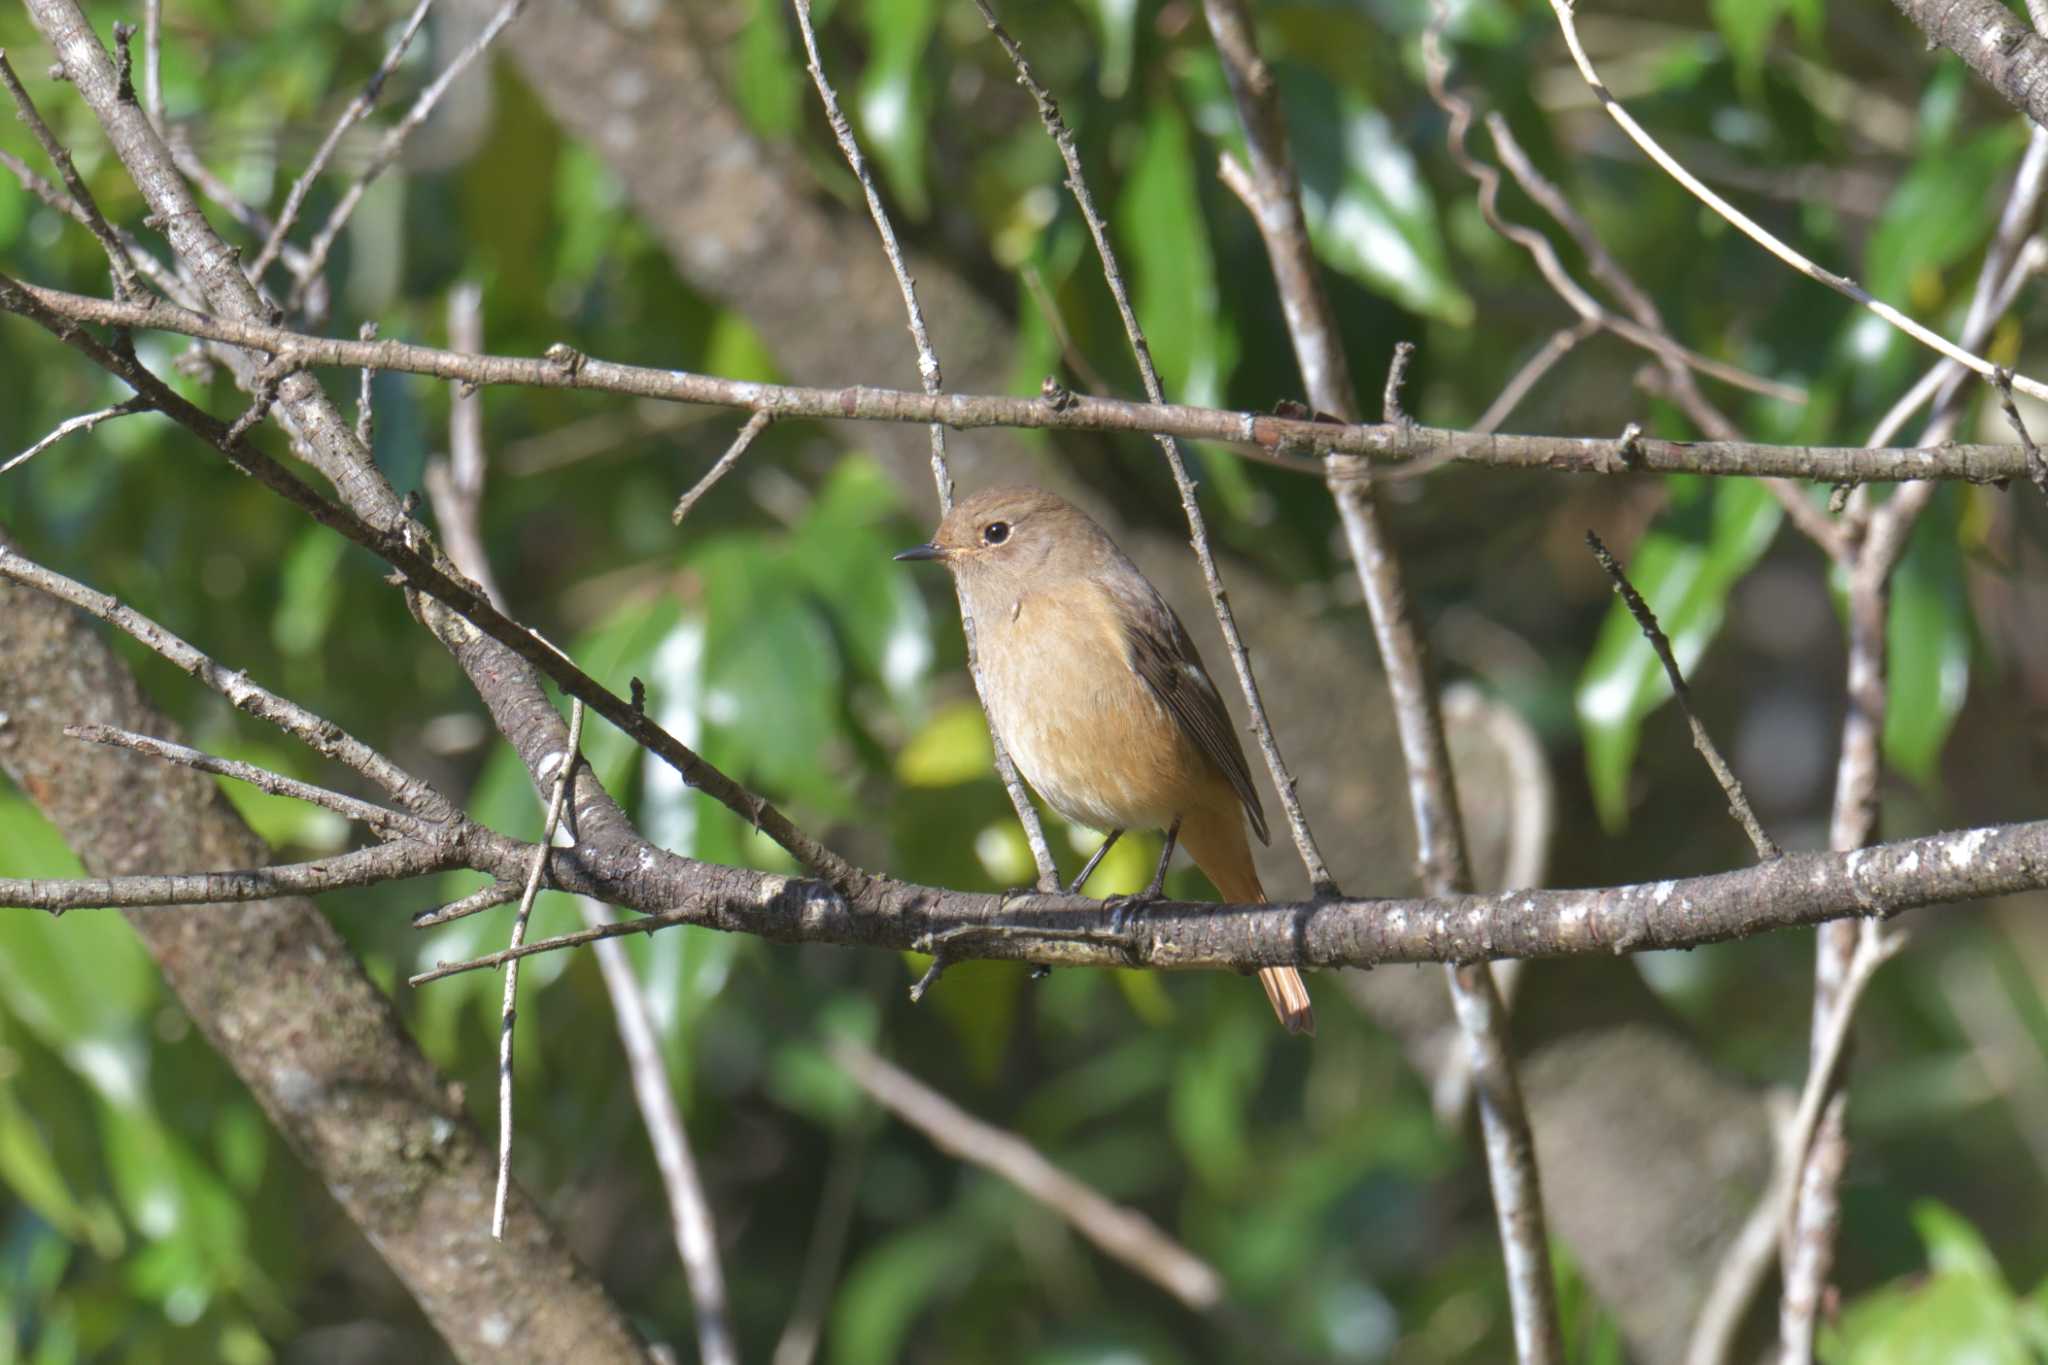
1887,0,2048,132
0,274,858,888
1,839,469,913
416,304,733,1362
0,149,193,303
792,0,1060,891
583,900,738,1365
140,0,162,128
671,409,773,526
493,699,584,1240
1584,532,1780,861
830,1037,1225,1313
973,0,1338,895
6,276,2046,485
0,544,454,822
289,0,529,313
1545,0,2048,405
0,49,145,298
65,723,421,837
366,823,2048,1012
1203,1,1559,1354
247,0,433,284
1,396,151,475
1420,28,1798,407
772,1132,866,1365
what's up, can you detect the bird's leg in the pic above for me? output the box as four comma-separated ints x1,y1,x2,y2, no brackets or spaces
1067,829,1124,896
1141,817,1181,901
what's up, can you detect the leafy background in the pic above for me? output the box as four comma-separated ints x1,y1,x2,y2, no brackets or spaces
2,0,2047,1360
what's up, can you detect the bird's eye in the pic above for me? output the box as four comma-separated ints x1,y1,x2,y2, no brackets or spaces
982,521,1010,545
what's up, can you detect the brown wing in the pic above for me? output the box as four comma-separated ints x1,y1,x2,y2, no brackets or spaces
1108,575,1270,846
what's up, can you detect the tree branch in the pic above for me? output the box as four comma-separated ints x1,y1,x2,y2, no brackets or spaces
353,816,2048,982
1888,0,2048,134
4,277,2043,485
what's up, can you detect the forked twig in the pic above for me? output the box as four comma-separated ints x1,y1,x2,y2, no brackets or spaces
492,698,584,1240
790,0,1060,891
972,0,1338,896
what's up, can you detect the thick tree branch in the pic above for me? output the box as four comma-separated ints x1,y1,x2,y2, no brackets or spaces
4,278,2038,485
0,554,653,1365
1888,0,2048,133
368,818,2048,980
1202,1,1558,1356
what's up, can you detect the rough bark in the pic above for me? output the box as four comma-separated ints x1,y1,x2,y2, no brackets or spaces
0,551,651,1364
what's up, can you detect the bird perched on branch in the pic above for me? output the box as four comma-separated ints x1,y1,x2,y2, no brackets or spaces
896,486,1313,1035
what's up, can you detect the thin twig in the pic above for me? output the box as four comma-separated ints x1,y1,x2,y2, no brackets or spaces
1473,103,1837,556
1545,0,2048,404
1,397,150,475
65,723,420,837
289,0,529,314
11,277,2048,486
424,284,507,609
3,839,472,913
415,297,735,1354
1684,1092,1796,1365
412,879,520,927
1473,321,1598,436
0,50,145,298
1020,262,1113,396
790,0,1059,890
140,0,162,129
771,1128,867,1365
671,409,773,526
356,320,379,448
1992,368,2048,495
0,544,454,822
581,900,737,1365
1420,27,1799,406
973,0,1338,895
0,149,192,304
831,1037,1225,1312
493,697,584,1240
247,0,433,284
0,272,858,887
1584,531,1780,861
1202,5,1557,1353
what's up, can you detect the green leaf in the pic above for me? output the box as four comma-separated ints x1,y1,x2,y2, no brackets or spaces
828,1219,983,1365
1865,124,2025,306
1117,103,1238,408
1169,1011,1264,1191
0,801,157,1073
735,0,803,138
857,0,938,220
1282,75,1472,325
793,457,930,718
1710,0,1791,86
269,528,345,658
1882,487,1970,786
896,701,994,788
1822,1202,2033,1365
1577,479,1782,831
696,537,850,816
1086,0,1140,99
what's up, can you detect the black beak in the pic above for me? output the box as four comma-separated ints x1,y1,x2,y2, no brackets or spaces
893,543,946,563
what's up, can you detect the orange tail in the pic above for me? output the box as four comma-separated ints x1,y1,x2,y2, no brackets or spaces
1180,802,1315,1037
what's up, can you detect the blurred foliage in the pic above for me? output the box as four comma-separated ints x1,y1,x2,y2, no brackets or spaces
0,0,2045,1361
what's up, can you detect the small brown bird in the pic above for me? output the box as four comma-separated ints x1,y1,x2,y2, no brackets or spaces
896,487,1314,1035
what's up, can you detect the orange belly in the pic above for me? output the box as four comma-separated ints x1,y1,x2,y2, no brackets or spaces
974,582,1224,834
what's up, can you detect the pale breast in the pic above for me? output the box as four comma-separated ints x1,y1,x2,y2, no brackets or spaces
974,582,1208,833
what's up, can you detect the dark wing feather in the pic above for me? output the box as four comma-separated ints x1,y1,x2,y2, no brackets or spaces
1109,576,1270,845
